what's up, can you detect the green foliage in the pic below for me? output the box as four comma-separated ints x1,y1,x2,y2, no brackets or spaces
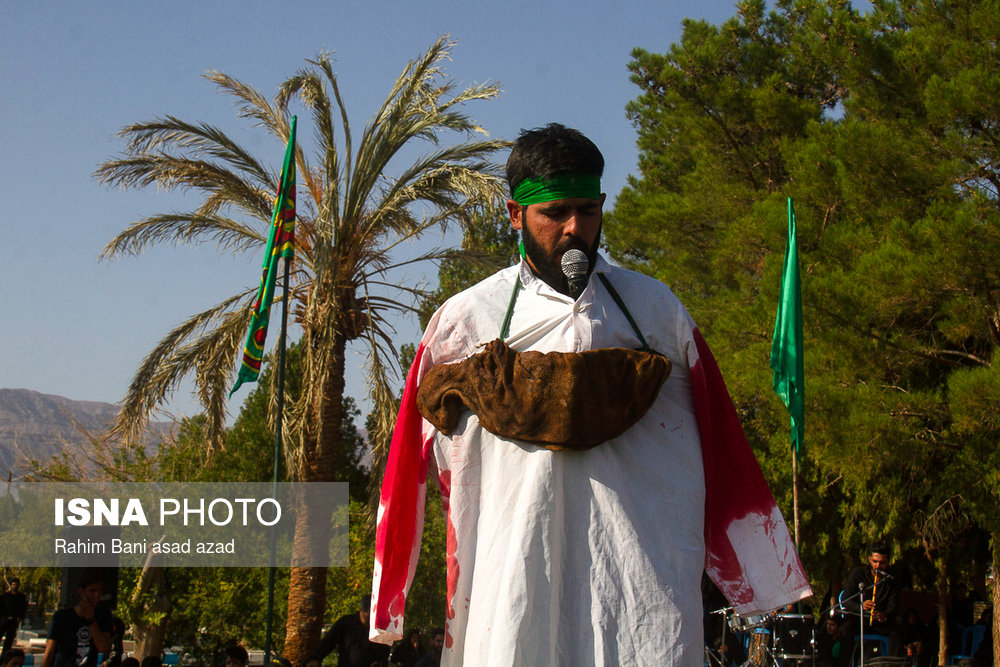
115,566,286,666
324,493,447,641
607,0,1000,615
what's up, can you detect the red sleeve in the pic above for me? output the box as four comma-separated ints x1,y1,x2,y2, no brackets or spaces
370,343,433,642
689,328,811,614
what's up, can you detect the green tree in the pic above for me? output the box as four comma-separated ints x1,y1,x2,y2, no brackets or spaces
607,0,847,596
608,5,1000,659
96,37,507,661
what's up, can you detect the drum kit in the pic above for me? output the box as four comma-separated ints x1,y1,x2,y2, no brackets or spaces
707,608,816,667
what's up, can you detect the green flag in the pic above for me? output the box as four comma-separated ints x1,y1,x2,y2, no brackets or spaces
230,117,297,397
770,197,804,452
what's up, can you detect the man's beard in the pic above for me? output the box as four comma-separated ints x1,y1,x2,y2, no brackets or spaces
521,222,601,296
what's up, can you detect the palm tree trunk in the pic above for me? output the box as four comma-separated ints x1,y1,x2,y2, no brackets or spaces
283,331,347,664
130,557,170,660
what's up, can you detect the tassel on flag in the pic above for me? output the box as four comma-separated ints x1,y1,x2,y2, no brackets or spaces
770,197,804,452
230,116,297,397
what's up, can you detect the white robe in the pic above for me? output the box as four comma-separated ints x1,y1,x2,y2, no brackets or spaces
371,256,811,666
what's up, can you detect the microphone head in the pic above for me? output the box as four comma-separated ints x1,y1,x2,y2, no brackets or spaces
561,249,589,278
560,249,590,299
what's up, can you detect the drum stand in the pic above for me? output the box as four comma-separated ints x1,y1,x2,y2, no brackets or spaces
706,607,733,667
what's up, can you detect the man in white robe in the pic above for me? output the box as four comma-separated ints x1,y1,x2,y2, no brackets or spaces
370,123,811,666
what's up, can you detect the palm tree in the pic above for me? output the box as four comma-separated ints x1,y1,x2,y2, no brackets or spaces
96,36,507,661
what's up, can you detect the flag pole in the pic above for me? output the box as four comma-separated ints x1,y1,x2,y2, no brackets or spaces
229,114,296,664
264,251,292,666
792,445,800,548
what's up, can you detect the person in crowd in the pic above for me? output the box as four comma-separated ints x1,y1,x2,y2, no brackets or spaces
841,543,903,656
901,608,932,667
413,630,444,667
390,631,422,667
972,606,993,667
222,646,248,667
306,596,388,667
0,578,27,659
103,615,126,667
223,646,248,667
120,658,140,667
815,616,846,667
40,570,113,667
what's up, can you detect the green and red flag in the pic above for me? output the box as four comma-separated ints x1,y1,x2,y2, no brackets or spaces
230,116,297,397
770,197,804,452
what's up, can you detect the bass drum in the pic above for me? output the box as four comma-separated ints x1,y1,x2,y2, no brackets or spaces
773,613,814,659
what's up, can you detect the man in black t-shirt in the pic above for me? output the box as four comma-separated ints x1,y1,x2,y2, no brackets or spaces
0,578,28,659
306,596,389,667
40,571,112,667
841,543,902,656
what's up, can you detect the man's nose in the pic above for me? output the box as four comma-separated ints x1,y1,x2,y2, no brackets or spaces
563,210,584,236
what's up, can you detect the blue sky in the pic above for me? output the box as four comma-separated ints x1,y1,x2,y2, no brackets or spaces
2,0,741,422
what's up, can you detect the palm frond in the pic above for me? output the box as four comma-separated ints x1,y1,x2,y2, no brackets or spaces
363,281,435,302
112,116,272,188
100,213,264,260
96,155,274,221
346,36,460,220
359,245,468,278
365,161,506,241
112,289,255,442
353,207,473,276
280,64,344,240
193,306,250,449
206,70,287,139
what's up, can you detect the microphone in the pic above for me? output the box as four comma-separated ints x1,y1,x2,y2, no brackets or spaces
875,570,894,581
561,249,589,299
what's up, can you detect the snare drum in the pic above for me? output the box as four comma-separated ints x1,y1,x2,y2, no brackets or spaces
773,613,814,659
728,613,768,633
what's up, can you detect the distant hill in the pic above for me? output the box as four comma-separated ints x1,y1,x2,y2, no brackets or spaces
0,388,170,476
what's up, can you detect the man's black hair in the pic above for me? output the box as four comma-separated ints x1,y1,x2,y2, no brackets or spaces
359,594,372,611
77,569,104,590
869,542,891,557
224,645,249,666
505,123,604,195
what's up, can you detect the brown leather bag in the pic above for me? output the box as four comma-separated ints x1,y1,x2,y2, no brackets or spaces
416,338,671,451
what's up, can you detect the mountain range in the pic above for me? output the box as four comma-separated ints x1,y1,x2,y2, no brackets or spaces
0,388,167,477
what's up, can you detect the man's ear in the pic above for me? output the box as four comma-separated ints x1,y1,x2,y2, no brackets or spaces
506,199,523,231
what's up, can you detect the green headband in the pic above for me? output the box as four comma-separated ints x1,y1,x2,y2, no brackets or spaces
512,174,601,205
